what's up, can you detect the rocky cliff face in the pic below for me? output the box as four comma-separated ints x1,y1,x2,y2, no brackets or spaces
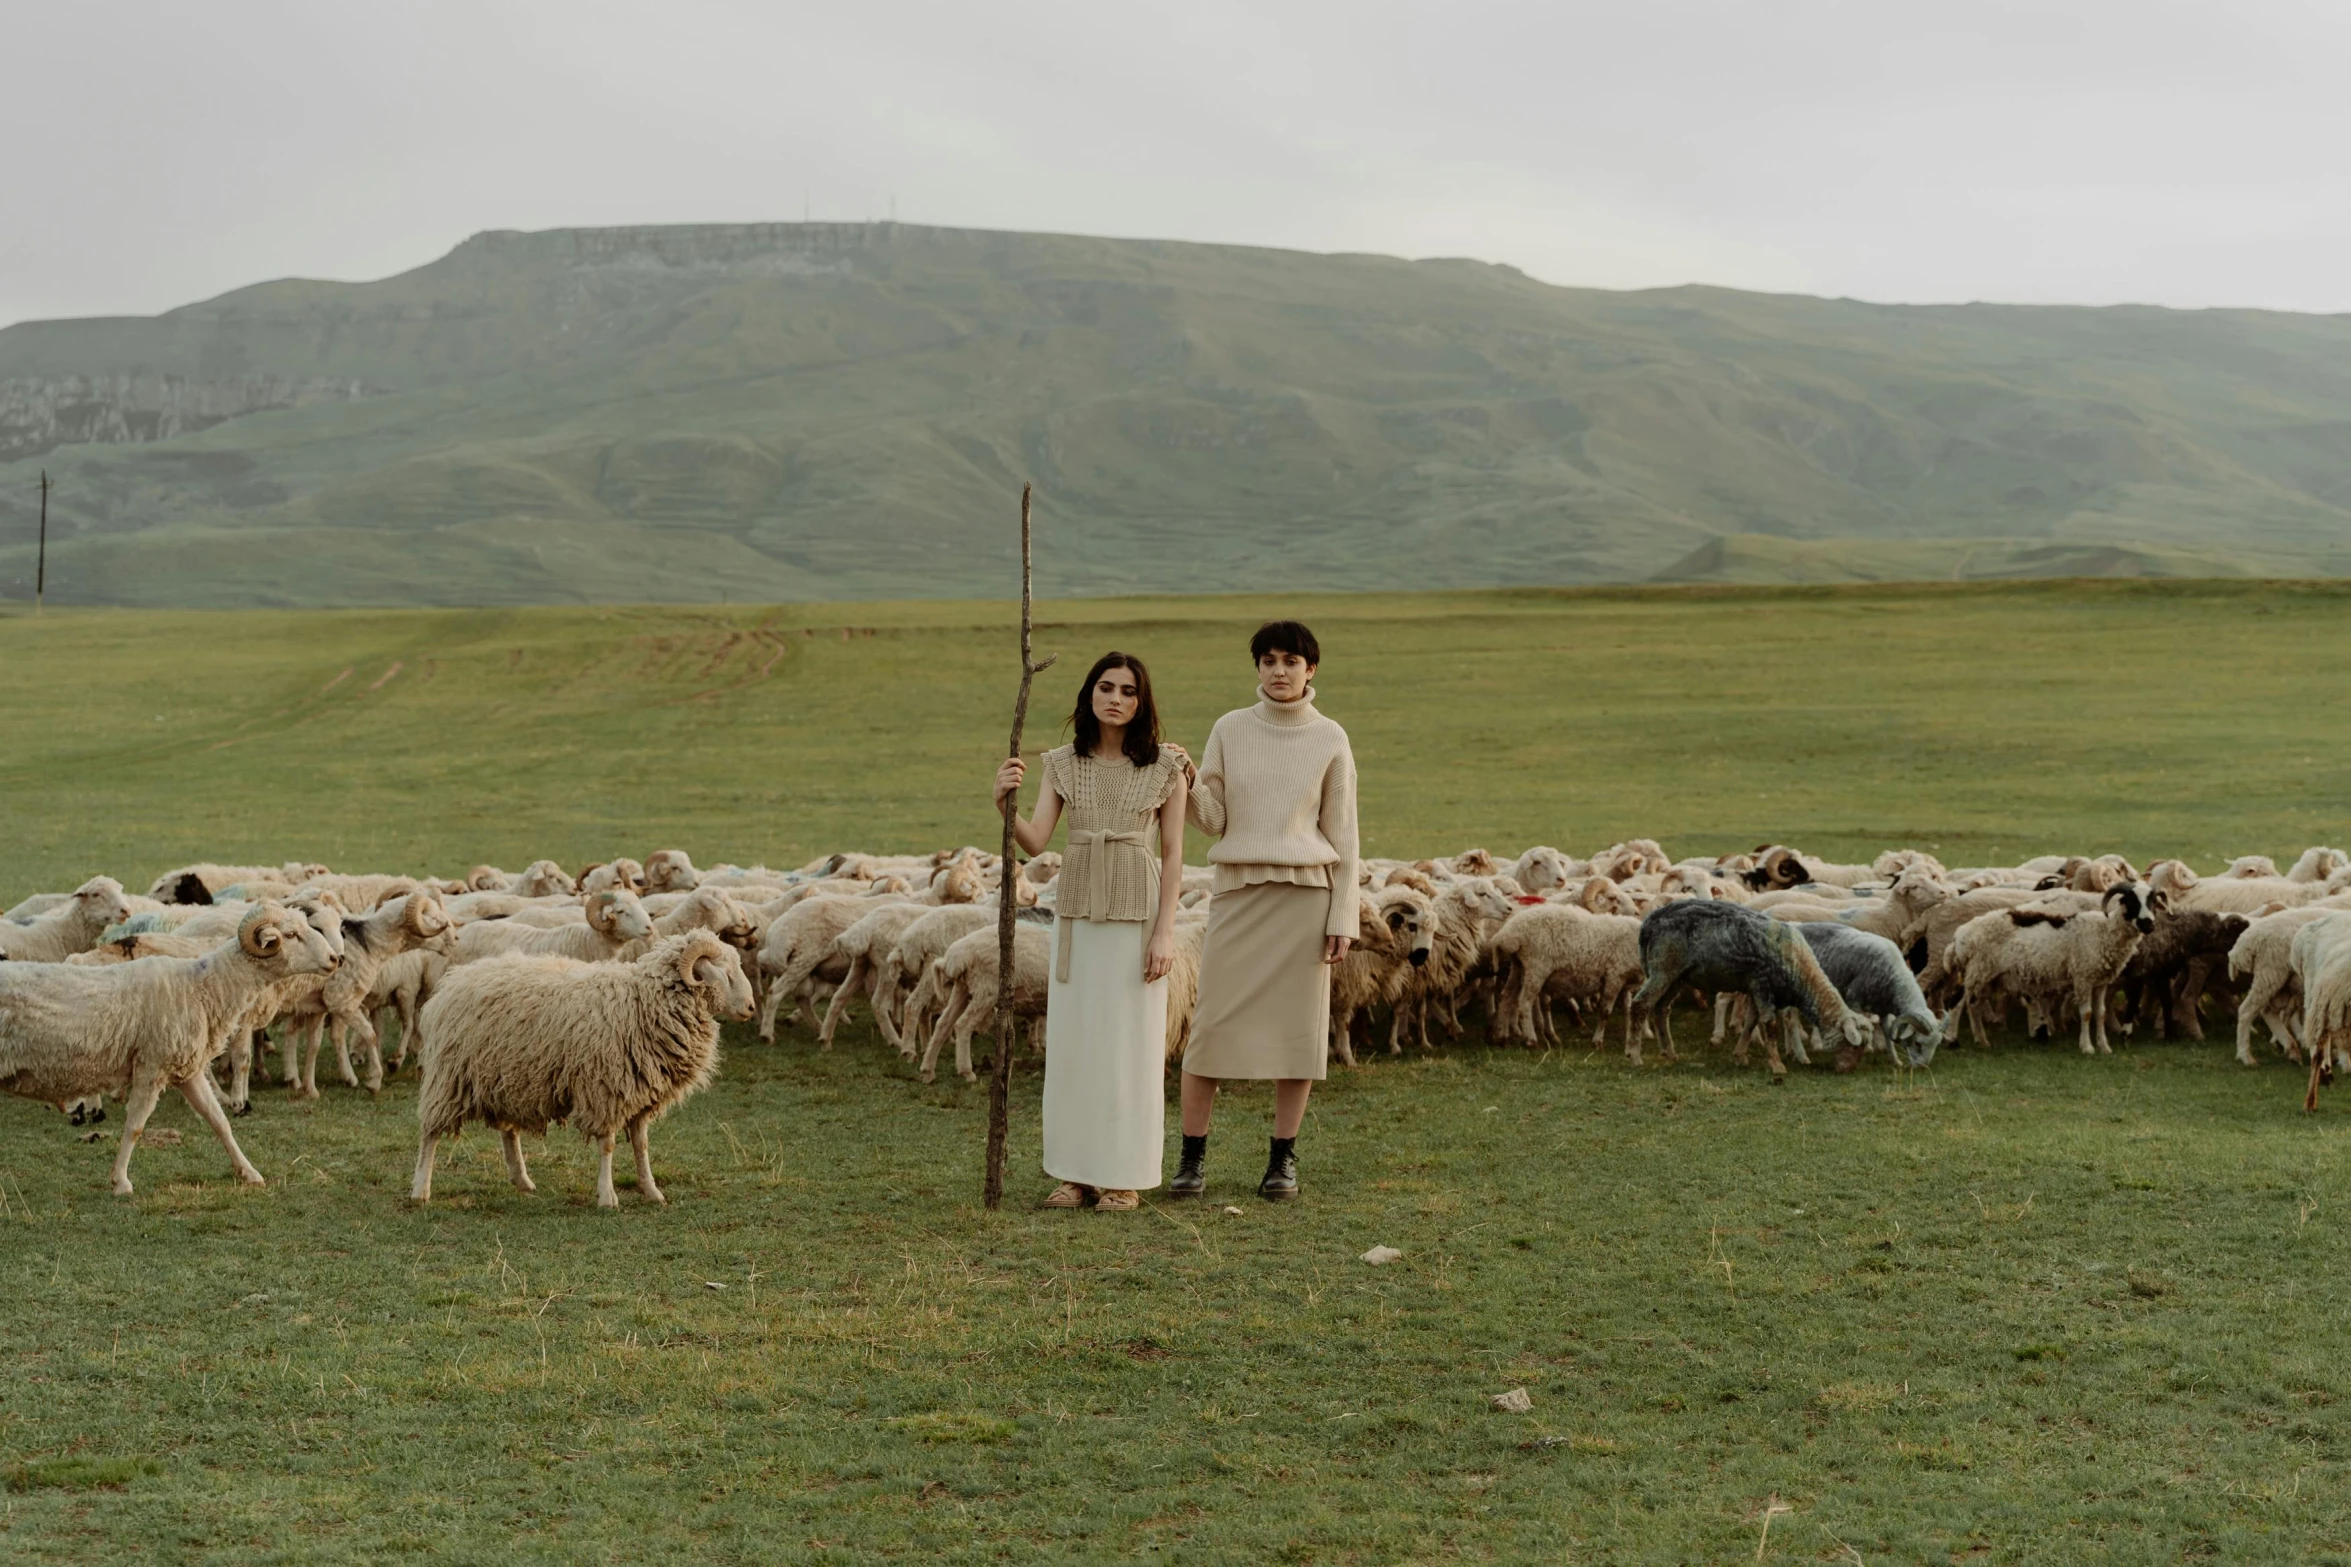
0,374,373,462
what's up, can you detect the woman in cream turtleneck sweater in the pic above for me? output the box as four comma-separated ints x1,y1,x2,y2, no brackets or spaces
1169,619,1359,1202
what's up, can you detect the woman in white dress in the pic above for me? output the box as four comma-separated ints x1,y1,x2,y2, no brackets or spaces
993,652,1189,1211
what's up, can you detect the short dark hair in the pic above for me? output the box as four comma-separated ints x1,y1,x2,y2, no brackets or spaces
1068,651,1163,768
1249,620,1320,665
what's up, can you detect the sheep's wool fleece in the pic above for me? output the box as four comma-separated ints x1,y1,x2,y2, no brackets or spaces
1039,745,1183,923
416,943,725,1140
1187,688,1361,939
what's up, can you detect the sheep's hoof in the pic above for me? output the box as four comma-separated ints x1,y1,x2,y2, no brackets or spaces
642,1187,667,1206
230,1101,253,1118
68,1105,88,1126
958,1069,977,1082
238,1169,266,1186
917,1070,936,1085
112,1180,134,1197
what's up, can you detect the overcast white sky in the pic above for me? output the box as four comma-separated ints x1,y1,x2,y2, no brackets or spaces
6,0,2348,328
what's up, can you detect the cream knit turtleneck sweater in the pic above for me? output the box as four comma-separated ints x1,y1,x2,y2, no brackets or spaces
1186,687,1361,938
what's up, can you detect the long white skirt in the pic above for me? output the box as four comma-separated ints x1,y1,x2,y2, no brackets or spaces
1042,916,1167,1191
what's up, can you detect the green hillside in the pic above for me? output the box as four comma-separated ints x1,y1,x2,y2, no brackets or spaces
6,222,2351,605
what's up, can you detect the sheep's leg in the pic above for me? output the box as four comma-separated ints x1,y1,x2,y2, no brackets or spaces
592,1131,620,1209
1535,993,1562,1048
2076,984,2099,1055
871,971,906,1052
1782,1010,1813,1067
1710,993,1733,1047
1509,963,1545,1046
2236,974,2281,1065
1330,1008,1359,1068
293,1017,327,1099
817,955,868,1049
755,966,789,1044
391,995,420,1069
410,1132,441,1202
337,1011,384,1095
329,1014,361,1088
953,1003,984,1083
501,1129,537,1193
109,1069,169,1196
628,1115,664,1205
279,1025,304,1094
919,983,968,1084
2096,986,2116,1055
176,1070,264,1187
223,1029,255,1116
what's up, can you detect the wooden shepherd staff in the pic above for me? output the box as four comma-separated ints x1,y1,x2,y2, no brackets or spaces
984,483,1054,1209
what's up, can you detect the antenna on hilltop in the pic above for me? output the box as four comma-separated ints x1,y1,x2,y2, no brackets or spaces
35,469,48,615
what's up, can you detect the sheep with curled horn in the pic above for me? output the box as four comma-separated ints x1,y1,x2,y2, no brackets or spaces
0,904,341,1194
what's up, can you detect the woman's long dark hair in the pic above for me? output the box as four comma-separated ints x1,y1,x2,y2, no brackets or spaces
1069,651,1163,768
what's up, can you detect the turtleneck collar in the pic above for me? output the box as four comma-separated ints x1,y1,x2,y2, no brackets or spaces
1254,685,1320,726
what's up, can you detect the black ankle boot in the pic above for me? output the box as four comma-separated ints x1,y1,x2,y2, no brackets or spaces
1169,1134,1208,1198
1258,1136,1299,1201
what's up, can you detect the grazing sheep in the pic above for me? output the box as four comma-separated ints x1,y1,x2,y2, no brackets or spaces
2180,872,2334,917
756,894,903,1044
1391,878,1519,1051
580,859,647,897
145,863,325,902
918,921,1051,1083
2110,904,2253,1042
1947,885,2158,1054
625,886,760,962
873,904,1000,1057
0,904,340,1194
642,849,701,893
2291,915,2351,1106
372,946,452,1075
411,930,752,1207
2227,902,2351,1065
0,878,134,963
287,891,458,1096
815,902,935,1048
510,860,578,897
450,889,652,965
1489,902,1645,1051
1630,901,1865,1076
1328,888,1430,1066
1793,924,1943,1066
2287,847,2350,884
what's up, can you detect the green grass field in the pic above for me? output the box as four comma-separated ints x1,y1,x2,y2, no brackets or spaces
4,580,2351,1562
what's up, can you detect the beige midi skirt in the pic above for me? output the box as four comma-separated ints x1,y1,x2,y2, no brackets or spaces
1182,881,1331,1082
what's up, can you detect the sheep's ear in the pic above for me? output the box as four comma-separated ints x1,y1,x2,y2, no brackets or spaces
691,954,731,990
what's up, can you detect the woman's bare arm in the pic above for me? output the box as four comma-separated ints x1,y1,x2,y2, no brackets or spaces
993,756,1062,859
1145,771,1189,982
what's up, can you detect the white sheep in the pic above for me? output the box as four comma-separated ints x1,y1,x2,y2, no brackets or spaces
0,878,134,962
1390,878,1520,1051
917,920,1051,1083
642,849,701,893
283,891,458,1096
2293,916,2351,1098
1509,847,1573,894
1489,902,1645,1051
449,889,652,965
410,930,752,1207
1948,884,2157,1054
2226,903,2351,1065
815,902,936,1048
0,904,340,1194
873,904,1000,1056
756,894,906,1044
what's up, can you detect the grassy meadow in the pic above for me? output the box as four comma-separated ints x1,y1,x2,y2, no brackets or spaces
4,580,2351,1562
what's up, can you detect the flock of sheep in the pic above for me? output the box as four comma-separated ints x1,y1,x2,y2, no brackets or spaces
6,837,2351,1203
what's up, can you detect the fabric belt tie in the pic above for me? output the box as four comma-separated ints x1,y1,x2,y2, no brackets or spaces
1058,829,1152,982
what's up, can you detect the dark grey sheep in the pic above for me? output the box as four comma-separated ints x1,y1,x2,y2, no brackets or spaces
1632,901,1863,1076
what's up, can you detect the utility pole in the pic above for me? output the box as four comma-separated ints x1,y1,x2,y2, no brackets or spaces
35,469,48,615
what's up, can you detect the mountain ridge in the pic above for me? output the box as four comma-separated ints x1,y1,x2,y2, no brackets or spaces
5,220,2350,605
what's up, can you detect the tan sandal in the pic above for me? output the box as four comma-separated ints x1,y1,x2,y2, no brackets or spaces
1042,1181,1092,1209
1094,1189,1140,1212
